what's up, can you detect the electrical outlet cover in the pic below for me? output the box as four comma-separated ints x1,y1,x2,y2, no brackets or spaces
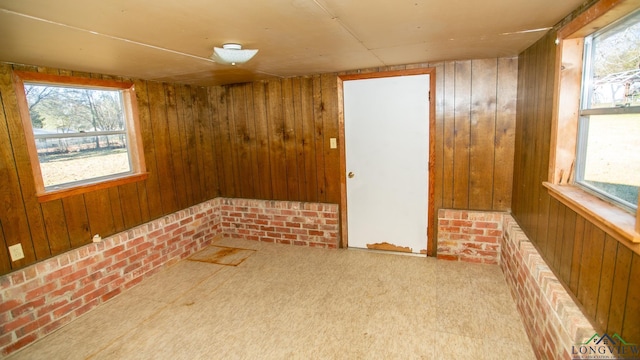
9,243,25,261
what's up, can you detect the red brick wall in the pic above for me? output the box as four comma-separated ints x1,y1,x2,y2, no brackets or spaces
502,215,594,360
436,209,502,264
0,198,338,356
0,199,221,356
220,198,339,249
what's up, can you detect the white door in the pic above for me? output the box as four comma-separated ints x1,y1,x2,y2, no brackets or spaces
344,75,429,254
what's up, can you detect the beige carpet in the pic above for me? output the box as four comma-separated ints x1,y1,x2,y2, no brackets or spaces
7,238,535,360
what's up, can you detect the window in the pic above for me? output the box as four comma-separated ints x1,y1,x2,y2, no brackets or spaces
13,72,147,202
547,0,640,242
576,10,640,212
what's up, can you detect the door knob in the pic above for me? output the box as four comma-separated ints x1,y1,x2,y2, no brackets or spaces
348,172,355,178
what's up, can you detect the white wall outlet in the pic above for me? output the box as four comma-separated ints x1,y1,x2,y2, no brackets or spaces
9,243,25,262
330,137,337,149
92,234,102,243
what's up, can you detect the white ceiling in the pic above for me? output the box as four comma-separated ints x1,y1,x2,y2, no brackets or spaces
0,0,584,86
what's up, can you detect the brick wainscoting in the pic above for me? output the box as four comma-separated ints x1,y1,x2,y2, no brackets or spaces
0,198,339,356
437,209,596,359
436,209,503,264
502,215,594,360
220,198,339,249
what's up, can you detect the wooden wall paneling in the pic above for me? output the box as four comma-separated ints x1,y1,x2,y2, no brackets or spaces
569,215,585,294
442,62,456,209
1,64,48,261
559,208,577,284
146,81,178,214
539,31,558,258
176,85,199,204
291,78,308,201
453,61,471,209
621,253,640,342
321,74,340,204
265,80,288,200
88,72,124,235
0,75,36,270
513,22,640,344
251,82,273,200
40,201,71,256
281,78,301,200
164,83,189,210
312,75,327,202
84,189,116,238
433,63,445,213
595,235,618,331
552,203,566,269
532,38,550,249
243,83,261,201
133,79,162,221
545,197,560,259
196,87,221,200
512,50,528,228
300,77,318,202
108,187,125,233
522,44,539,235
115,76,148,222
607,245,632,335
199,86,220,200
469,58,497,210
493,57,517,211
135,180,151,224
62,195,91,248
215,86,239,198
192,86,210,201
577,223,605,318
0,222,10,273
117,183,142,230
230,84,257,198
34,67,72,256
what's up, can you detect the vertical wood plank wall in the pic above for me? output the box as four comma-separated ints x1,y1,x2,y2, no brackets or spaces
512,31,640,344
0,57,517,276
0,63,222,275
218,59,518,213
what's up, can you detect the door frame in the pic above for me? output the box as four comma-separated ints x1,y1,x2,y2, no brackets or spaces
337,68,437,256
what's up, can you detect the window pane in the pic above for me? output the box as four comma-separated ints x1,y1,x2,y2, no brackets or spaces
587,10,640,109
24,84,125,132
38,134,131,189
579,114,639,208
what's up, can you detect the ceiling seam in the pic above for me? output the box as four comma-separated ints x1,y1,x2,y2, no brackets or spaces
0,8,216,64
309,0,387,66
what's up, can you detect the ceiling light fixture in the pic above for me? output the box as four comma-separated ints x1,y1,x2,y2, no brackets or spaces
211,43,258,65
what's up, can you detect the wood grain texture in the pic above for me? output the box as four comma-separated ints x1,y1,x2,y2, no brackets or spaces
251,82,273,200
493,58,517,210
452,61,471,209
0,65,223,274
512,27,640,344
469,58,497,210
1,59,517,279
607,245,632,335
622,253,640,342
441,62,456,209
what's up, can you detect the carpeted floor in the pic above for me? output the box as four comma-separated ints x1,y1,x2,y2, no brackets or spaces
7,238,535,359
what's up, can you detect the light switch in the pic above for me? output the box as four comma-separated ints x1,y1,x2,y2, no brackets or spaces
330,138,337,149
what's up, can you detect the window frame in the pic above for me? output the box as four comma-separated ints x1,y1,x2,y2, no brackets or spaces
574,14,640,213
13,71,148,202
547,0,640,243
